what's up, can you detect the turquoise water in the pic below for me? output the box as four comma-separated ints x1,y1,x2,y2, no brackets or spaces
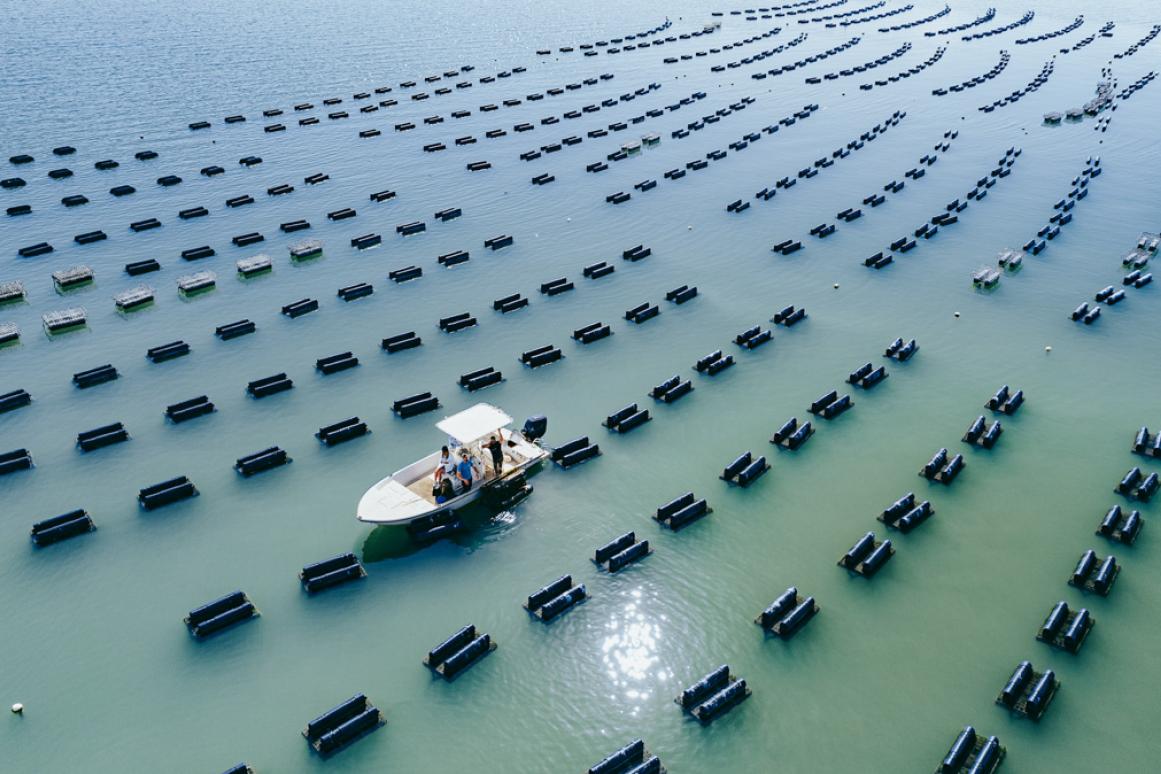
3,0,1161,771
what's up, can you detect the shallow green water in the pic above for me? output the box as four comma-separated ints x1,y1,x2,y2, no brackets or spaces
2,1,1161,771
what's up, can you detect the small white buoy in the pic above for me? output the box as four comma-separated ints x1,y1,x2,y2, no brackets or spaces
11,703,23,714
687,225,693,230
954,312,960,318
566,217,571,222
833,283,840,289
1045,345,1052,353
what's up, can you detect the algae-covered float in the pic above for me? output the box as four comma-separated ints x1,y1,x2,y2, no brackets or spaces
356,403,548,525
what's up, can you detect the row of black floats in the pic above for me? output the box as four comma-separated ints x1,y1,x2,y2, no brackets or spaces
183,554,367,639
677,665,750,724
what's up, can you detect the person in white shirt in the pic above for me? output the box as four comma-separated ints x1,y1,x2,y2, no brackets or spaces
433,446,455,492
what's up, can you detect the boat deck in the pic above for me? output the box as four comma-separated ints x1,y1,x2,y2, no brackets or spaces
405,445,532,504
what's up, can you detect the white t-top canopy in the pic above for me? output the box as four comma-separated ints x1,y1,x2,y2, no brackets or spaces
436,403,513,445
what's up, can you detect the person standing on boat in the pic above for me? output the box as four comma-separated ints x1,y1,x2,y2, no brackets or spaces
455,449,474,492
434,446,454,486
485,435,504,477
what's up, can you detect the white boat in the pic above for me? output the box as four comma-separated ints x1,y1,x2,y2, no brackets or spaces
356,403,548,525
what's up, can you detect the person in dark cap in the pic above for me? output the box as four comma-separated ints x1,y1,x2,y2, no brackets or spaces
485,435,504,477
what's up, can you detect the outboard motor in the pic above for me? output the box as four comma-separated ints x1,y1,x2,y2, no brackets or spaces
522,415,548,442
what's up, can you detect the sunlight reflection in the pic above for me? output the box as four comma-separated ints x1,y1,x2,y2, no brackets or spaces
600,588,668,712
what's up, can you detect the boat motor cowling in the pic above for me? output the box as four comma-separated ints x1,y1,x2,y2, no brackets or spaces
522,415,548,441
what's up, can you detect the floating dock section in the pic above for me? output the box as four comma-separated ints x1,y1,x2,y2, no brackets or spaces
302,694,384,755
393,392,439,418
592,531,651,572
0,322,19,345
755,587,818,638
676,665,750,724
1036,601,1093,654
809,390,853,420
30,509,95,546
138,476,197,509
235,447,290,476
962,416,1003,449
73,364,117,389
1068,550,1118,596
1131,426,1161,458
77,422,129,452
772,304,806,326
996,661,1058,721
938,726,1004,774
837,532,894,578
520,344,562,367
300,553,366,592
115,285,155,311
382,331,421,353
654,492,710,530
0,389,32,414
650,375,692,403
317,417,369,445
985,385,1023,415
735,325,772,350
720,451,769,487
423,625,496,679
1116,467,1158,502
885,338,919,361
524,574,587,621
218,319,256,340
920,448,964,485
878,492,933,533
184,591,257,638
44,307,86,334
586,739,664,774
573,322,611,344
0,448,32,476
166,395,215,423
551,436,600,468
771,417,813,450
694,349,733,375
148,341,190,363
459,366,502,391
1096,504,1142,545
848,363,888,390
603,403,651,434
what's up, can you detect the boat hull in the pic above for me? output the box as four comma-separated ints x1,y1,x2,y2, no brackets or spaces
357,447,547,525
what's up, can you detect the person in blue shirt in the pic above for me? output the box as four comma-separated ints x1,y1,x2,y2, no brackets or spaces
455,449,474,492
